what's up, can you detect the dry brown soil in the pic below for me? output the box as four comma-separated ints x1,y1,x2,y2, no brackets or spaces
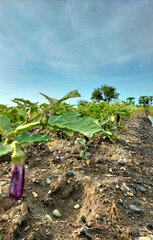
0,113,153,240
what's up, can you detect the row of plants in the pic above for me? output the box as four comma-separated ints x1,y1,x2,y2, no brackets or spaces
0,90,137,203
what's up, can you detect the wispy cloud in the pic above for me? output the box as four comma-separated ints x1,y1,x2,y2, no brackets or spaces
0,0,153,104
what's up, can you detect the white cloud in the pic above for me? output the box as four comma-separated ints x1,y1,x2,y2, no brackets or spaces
0,0,153,79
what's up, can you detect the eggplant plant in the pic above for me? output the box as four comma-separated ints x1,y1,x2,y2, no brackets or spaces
0,90,103,201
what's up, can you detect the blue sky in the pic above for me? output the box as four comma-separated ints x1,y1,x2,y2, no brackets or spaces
0,0,153,106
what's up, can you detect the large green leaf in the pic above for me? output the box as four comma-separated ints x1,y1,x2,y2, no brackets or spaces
15,132,52,144
0,143,13,156
39,92,57,105
40,90,81,106
0,115,11,135
59,90,81,102
9,121,40,137
48,112,102,138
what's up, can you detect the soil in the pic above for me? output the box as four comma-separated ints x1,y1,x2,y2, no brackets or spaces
0,113,153,240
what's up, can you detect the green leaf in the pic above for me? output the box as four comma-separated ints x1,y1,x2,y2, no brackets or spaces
80,150,84,158
15,132,52,144
39,92,57,105
48,112,102,138
0,143,13,156
0,115,11,135
76,138,86,145
100,119,109,125
40,90,81,106
59,90,81,102
9,121,40,137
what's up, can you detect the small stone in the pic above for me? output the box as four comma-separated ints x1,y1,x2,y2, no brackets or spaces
1,194,6,198
12,214,22,225
65,171,74,177
97,182,102,187
45,215,53,222
118,159,125,164
48,190,52,195
146,223,153,230
120,167,126,171
109,168,113,173
127,192,134,197
80,227,92,239
129,204,141,212
9,208,19,219
101,156,108,161
81,215,86,223
74,204,80,209
60,156,64,161
46,178,51,184
95,157,102,163
21,202,28,216
53,209,61,217
32,192,38,198
138,186,146,192
1,213,9,221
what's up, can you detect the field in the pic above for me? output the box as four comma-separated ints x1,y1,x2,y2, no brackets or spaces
0,91,153,240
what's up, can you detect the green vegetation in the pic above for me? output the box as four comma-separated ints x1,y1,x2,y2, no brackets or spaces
1,88,153,200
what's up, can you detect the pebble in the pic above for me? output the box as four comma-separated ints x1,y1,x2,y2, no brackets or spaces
81,215,86,223
53,209,61,217
1,194,6,198
120,167,126,171
32,192,38,198
12,214,22,225
129,204,141,212
1,213,9,221
127,192,134,197
102,156,108,161
21,202,28,216
74,204,80,209
46,178,51,184
9,208,19,219
97,182,102,187
146,223,153,230
65,171,74,177
118,159,125,164
138,186,146,192
60,156,64,161
45,215,53,222
80,227,93,239
48,190,52,195
95,157,102,163
109,168,113,173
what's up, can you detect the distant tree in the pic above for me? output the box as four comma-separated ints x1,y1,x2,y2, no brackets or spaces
149,96,153,105
91,88,103,102
126,97,135,104
91,84,119,102
138,96,150,106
